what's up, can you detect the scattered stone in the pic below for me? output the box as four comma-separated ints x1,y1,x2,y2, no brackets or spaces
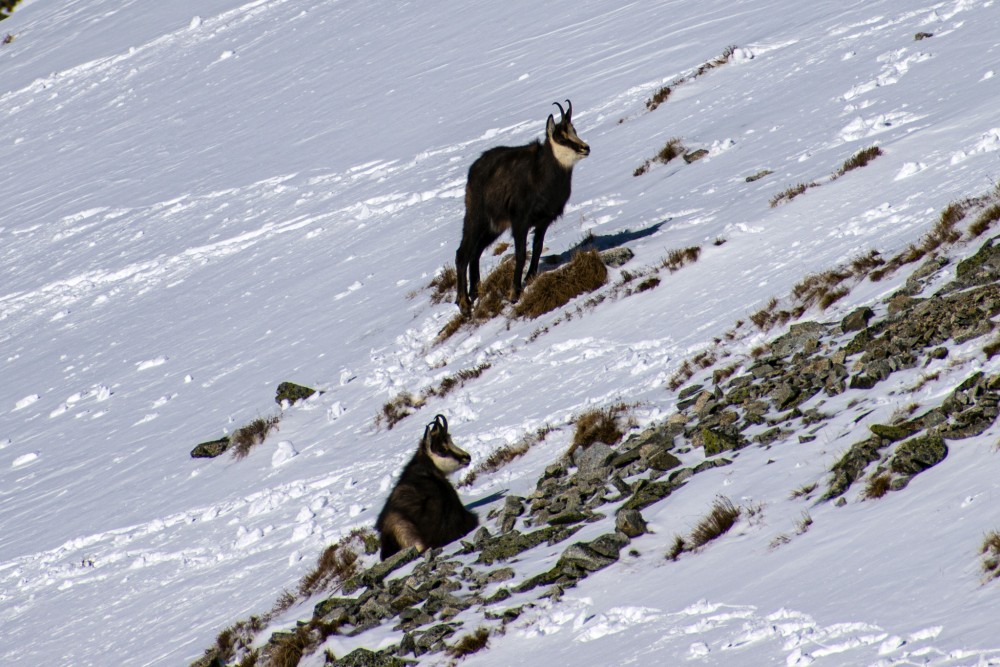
889,435,948,475
683,149,710,163
599,247,635,268
190,436,230,459
615,509,648,537
275,381,318,406
841,307,874,332
701,428,742,456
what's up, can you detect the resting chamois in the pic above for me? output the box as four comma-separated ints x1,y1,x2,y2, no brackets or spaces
455,100,591,315
376,414,478,560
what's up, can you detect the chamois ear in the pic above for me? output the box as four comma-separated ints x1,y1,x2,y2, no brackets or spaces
546,114,556,138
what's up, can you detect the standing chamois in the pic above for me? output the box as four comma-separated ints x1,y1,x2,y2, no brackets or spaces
376,414,478,560
455,100,591,315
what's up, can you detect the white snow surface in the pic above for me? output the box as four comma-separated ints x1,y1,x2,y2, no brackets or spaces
2,0,1000,665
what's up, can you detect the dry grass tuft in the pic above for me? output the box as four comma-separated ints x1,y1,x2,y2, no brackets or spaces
834,146,883,178
667,359,695,392
428,266,458,305
749,297,780,331
492,241,511,256
514,249,607,319
377,392,425,430
863,473,892,500
790,483,817,499
850,249,885,275
662,246,702,272
567,402,633,459
231,415,281,460
969,203,1000,239
646,86,672,111
770,182,817,207
689,496,741,549
667,535,687,561
983,531,1000,580
635,138,686,176
447,627,491,658
268,626,313,667
459,425,554,487
636,276,661,292
297,541,361,598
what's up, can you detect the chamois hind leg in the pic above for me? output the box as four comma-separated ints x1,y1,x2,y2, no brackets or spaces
455,244,471,316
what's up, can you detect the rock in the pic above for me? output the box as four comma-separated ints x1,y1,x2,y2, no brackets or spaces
615,509,648,537
825,437,883,499
599,247,635,268
557,542,618,573
330,648,406,666
683,149,710,164
343,547,419,594
770,384,801,410
190,436,230,459
701,428,741,456
869,422,919,442
275,381,318,406
841,307,874,332
646,450,682,471
890,435,948,475
621,479,675,511
572,442,615,476
954,236,1000,287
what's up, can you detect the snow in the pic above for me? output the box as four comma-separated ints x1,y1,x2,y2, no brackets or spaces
2,0,1000,665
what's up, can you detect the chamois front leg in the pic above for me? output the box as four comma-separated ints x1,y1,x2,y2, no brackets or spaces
525,223,549,284
510,227,530,303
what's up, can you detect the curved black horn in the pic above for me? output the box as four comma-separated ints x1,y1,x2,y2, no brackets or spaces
434,414,448,432
552,101,566,122
564,99,573,120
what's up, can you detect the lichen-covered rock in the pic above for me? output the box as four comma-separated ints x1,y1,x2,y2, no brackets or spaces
701,427,742,456
615,509,648,537
826,437,883,499
274,381,318,405
841,307,874,332
889,435,947,475
331,648,407,666
572,442,615,477
869,422,919,442
190,436,229,459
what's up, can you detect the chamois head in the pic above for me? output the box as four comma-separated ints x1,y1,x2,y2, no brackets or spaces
546,100,590,168
421,414,471,474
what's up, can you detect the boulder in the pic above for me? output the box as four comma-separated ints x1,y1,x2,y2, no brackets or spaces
190,436,230,459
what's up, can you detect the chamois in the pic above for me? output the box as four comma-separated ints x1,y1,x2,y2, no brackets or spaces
455,100,591,315
376,414,478,560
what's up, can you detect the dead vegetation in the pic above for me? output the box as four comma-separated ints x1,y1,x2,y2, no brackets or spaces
447,627,491,658
745,169,773,183
863,473,892,500
230,415,281,460
198,530,378,666
982,531,1000,581
834,146,883,178
769,182,818,207
670,497,741,559
662,246,702,272
377,364,492,429
428,266,458,305
566,402,634,459
634,138,686,176
513,249,608,319
459,424,555,487
643,46,737,114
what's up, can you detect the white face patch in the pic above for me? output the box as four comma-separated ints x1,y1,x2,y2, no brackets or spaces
552,140,588,168
429,447,469,475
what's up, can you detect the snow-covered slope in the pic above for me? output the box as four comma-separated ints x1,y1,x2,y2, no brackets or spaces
2,0,999,664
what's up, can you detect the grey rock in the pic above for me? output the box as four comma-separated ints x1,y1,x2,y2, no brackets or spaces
890,435,948,475
841,307,874,332
275,381,318,406
190,436,230,459
599,247,636,268
616,509,648,537
572,442,615,476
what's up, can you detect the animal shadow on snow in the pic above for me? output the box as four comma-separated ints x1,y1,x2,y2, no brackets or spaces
539,219,670,272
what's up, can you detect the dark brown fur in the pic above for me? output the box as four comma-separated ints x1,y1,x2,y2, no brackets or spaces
376,415,478,560
455,100,590,315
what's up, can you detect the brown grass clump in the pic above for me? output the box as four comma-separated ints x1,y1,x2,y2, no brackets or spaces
493,241,511,255
850,249,885,275
749,297,779,331
770,182,818,207
514,249,607,319
667,359,695,392
666,535,687,561
662,246,701,272
982,531,1000,580
636,276,661,292
968,204,1000,239
268,626,312,667
870,199,973,281
297,542,361,598
377,392,425,430
428,363,491,399
646,86,672,111
834,146,883,178
428,266,457,305
459,424,554,487
863,473,892,500
790,483,817,499
567,402,633,459
231,415,281,460
635,138,686,176
447,627,491,658
689,496,741,549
